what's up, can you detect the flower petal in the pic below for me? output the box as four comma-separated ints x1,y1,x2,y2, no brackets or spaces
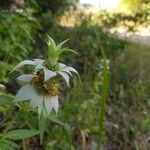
44,69,57,81
15,84,36,101
17,74,34,82
58,63,72,75
34,59,44,65
30,93,43,108
51,96,59,113
11,60,36,73
63,66,78,75
38,102,44,115
57,71,70,87
62,70,72,76
33,59,45,72
58,63,66,69
35,64,44,71
44,96,53,114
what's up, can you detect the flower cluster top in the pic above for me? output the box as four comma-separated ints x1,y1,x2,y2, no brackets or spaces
12,35,78,115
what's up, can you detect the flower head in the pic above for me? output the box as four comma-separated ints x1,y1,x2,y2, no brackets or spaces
16,73,59,114
12,35,79,115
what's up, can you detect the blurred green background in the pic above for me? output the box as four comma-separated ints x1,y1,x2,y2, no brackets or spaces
0,0,150,149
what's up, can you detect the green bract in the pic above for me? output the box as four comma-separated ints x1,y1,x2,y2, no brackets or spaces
46,34,76,64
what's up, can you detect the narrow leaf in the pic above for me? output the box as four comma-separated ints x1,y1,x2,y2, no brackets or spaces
0,142,15,150
57,39,69,49
4,129,39,140
2,140,19,149
48,115,71,133
0,95,14,106
46,34,56,47
59,48,79,55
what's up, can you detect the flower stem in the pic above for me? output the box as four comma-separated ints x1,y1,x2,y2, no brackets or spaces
38,108,46,145
22,139,27,150
98,47,109,149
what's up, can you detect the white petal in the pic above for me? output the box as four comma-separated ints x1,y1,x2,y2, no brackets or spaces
44,69,57,81
17,74,34,82
44,96,53,114
15,84,36,101
63,66,78,75
11,60,36,73
58,63,72,75
30,94,43,107
34,59,44,65
51,96,59,113
62,70,72,76
34,59,45,72
35,64,44,71
58,63,66,69
38,103,44,115
57,71,70,87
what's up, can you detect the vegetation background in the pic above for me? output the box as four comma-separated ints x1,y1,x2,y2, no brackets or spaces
0,0,149,149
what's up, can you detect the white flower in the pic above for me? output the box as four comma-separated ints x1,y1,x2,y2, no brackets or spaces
15,75,59,114
12,58,78,115
12,36,79,116
11,59,78,87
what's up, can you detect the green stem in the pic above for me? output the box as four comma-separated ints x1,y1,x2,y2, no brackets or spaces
98,47,109,149
38,108,46,145
22,139,27,150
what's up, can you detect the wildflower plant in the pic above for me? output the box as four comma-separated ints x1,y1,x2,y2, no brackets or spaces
11,35,78,144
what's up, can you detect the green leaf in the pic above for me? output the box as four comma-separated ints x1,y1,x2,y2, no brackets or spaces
4,129,39,140
57,39,69,49
59,48,78,55
0,142,15,150
2,140,19,149
49,115,71,133
38,110,46,145
46,34,56,47
0,95,14,106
